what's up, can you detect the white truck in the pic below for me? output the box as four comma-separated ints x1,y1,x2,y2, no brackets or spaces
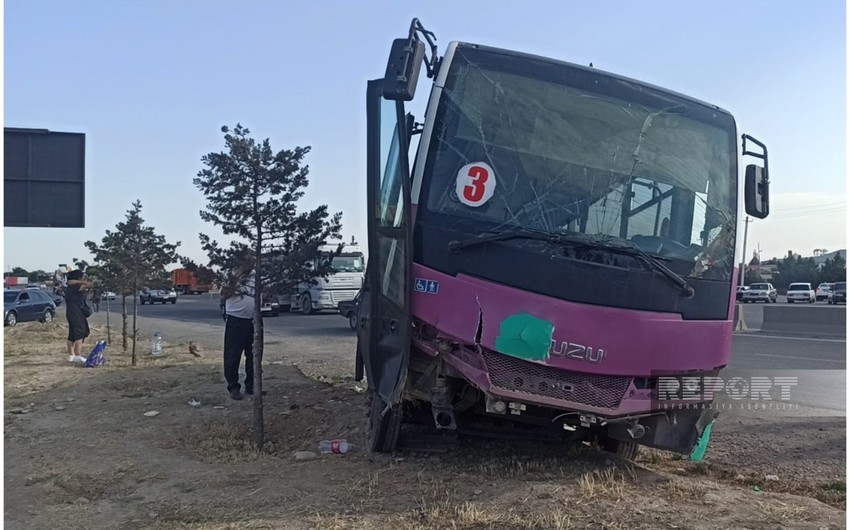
291,243,365,314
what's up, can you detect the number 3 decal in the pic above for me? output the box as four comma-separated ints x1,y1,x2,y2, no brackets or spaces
455,162,496,207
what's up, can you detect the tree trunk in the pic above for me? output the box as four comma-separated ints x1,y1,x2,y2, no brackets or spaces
131,291,138,366
105,296,112,345
122,295,128,351
252,232,265,449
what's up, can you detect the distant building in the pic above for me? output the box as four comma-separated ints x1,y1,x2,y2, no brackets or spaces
746,263,777,280
812,249,846,269
4,276,30,289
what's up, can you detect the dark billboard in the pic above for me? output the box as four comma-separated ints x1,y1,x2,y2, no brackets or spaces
4,128,86,228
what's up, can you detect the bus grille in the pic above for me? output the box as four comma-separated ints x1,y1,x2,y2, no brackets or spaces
482,350,631,410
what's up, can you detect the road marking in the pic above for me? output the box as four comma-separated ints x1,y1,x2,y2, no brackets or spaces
754,353,846,364
734,333,845,344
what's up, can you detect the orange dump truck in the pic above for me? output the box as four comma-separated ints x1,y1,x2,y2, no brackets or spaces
171,268,211,294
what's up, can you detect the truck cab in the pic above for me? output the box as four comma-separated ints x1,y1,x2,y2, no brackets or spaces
292,243,366,314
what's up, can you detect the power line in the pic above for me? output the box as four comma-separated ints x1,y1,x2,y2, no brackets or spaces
776,208,846,220
772,201,846,213
780,205,846,214
779,204,846,213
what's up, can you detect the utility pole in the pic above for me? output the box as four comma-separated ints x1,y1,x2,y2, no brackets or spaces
739,217,752,287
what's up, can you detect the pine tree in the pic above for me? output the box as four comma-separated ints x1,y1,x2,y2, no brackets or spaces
195,124,342,447
85,201,180,364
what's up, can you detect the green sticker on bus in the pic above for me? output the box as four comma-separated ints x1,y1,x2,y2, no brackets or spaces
494,313,554,361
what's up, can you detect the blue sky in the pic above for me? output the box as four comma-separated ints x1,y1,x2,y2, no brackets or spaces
4,0,846,272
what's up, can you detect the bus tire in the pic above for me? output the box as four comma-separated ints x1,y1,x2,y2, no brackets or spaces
366,389,401,453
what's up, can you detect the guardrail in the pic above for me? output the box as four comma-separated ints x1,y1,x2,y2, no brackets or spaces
760,305,846,338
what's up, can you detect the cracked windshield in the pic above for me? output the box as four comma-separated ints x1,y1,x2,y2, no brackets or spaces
426,49,737,279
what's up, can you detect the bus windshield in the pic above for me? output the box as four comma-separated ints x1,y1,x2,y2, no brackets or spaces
423,46,737,279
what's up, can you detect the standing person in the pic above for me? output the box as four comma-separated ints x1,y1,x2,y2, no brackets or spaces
91,289,102,313
64,270,92,363
221,261,261,400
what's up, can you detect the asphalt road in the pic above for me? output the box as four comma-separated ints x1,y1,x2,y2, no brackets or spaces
98,293,353,338
99,294,845,414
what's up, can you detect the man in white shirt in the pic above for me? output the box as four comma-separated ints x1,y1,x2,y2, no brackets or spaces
221,263,258,400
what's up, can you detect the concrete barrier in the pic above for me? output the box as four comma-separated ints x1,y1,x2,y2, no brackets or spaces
733,303,748,331
761,305,846,338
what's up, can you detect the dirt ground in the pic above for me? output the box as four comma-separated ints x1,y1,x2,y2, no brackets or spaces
4,312,846,529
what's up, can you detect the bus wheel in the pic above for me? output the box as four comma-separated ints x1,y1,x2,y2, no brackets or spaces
366,389,401,453
599,432,640,461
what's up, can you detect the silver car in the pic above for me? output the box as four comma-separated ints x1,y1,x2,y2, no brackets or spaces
140,288,178,305
742,283,777,303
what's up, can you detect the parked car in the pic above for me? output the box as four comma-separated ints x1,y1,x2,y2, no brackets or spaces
815,282,834,302
4,289,56,326
28,287,63,307
261,293,281,317
828,282,846,305
337,290,362,331
786,282,815,303
103,291,117,300
140,288,177,305
736,285,749,301
742,283,776,303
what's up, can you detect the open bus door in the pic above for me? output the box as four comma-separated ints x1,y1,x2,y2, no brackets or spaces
357,79,413,452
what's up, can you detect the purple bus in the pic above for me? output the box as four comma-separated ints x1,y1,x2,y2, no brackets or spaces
356,19,770,459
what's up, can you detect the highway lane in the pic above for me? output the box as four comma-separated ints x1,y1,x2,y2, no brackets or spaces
724,333,845,416
102,295,846,369
99,293,352,336
100,294,845,414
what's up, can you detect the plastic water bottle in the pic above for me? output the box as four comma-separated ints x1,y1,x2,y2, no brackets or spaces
318,439,350,454
151,333,163,356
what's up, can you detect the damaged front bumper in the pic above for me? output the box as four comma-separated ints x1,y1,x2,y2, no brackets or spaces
605,407,718,457
414,336,721,456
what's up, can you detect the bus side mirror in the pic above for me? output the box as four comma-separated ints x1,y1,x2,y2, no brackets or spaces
382,38,425,101
744,165,769,219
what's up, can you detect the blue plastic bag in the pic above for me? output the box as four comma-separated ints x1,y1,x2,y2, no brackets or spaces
85,340,108,368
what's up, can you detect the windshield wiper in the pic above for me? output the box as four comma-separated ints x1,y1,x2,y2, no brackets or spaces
616,243,695,299
448,229,572,253
448,229,694,299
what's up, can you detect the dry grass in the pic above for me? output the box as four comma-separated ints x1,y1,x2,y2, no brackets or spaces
154,519,283,530
4,321,69,351
5,314,845,529
306,500,576,530
758,500,812,523
475,456,568,478
670,462,847,510
576,467,635,501
22,462,160,507
143,502,259,529
3,319,197,368
170,421,269,464
661,478,710,500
